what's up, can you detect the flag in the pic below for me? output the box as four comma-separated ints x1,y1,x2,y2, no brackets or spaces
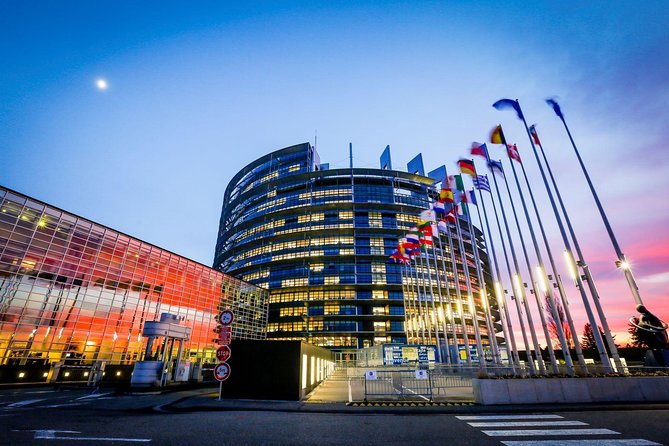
437,220,447,233
507,144,522,163
420,209,436,222
529,125,541,146
454,174,466,192
470,142,489,160
457,159,477,178
468,190,478,206
432,200,446,216
439,187,454,203
493,98,524,120
546,98,564,119
487,159,504,177
445,207,458,223
473,175,491,192
490,125,505,145
406,231,420,246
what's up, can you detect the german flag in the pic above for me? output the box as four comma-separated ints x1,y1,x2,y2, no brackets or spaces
457,159,477,178
490,125,505,144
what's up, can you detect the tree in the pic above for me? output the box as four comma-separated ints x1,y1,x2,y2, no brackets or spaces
545,294,572,349
581,323,617,351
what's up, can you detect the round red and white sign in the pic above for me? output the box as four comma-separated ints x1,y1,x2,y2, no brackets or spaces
214,362,231,382
217,310,234,326
216,345,232,362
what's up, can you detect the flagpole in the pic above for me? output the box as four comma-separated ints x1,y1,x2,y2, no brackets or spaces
475,182,519,372
427,218,451,364
408,257,420,344
437,223,461,365
411,257,426,344
453,212,487,371
500,103,611,373
400,262,414,344
445,222,473,365
512,151,579,374
551,105,645,309
422,222,443,362
417,254,431,345
531,124,623,371
500,144,564,374
465,202,502,366
496,158,551,374
487,162,537,375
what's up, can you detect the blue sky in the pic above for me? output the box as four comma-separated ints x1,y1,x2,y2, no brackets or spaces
2,1,668,338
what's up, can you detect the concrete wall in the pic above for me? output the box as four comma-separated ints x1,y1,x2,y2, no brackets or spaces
473,376,669,405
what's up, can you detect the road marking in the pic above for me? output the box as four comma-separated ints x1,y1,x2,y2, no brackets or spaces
7,399,46,407
41,403,84,408
75,392,112,400
26,430,151,442
457,415,564,420
501,440,661,446
468,421,588,428
483,428,620,437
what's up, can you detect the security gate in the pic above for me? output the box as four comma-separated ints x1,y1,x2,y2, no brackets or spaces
363,369,433,402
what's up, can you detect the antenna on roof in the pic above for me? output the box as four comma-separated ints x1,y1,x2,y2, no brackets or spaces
349,142,353,169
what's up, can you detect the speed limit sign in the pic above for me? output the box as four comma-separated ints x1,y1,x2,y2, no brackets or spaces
214,362,231,382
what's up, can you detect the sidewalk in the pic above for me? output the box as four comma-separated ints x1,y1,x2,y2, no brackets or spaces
161,388,669,415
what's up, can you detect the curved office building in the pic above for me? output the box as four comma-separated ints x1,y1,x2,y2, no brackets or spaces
215,143,498,355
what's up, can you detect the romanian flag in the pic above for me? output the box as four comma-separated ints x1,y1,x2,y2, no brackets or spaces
490,125,505,145
439,187,454,203
529,125,542,146
507,144,522,163
457,159,477,178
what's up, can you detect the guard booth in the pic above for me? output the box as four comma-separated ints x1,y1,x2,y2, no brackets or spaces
130,313,192,387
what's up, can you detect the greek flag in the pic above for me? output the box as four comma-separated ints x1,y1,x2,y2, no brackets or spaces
473,174,491,193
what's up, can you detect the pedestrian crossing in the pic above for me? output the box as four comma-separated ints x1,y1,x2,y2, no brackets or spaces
455,414,662,446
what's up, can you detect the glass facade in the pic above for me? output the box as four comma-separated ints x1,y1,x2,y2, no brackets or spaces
215,143,498,351
0,186,268,367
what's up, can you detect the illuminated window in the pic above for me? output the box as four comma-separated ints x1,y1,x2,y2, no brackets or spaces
372,306,387,315
288,164,300,172
372,290,388,300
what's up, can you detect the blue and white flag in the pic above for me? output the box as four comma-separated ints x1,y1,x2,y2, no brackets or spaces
473,175,491,193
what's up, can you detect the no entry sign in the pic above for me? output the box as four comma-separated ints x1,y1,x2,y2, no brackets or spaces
214,362,231,382
216,345,232,362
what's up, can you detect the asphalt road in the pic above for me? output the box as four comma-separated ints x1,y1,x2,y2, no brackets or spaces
0,387,667,445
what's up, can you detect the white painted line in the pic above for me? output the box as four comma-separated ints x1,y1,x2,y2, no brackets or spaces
469,421,588,428
7,399,46,407
457,415,564,420
501,440,661,446
40,436,151,442
75,392,112,400
28,430,151,442
30,430,80,439
483,428,620,437
24,390,56,394
41,403,84,408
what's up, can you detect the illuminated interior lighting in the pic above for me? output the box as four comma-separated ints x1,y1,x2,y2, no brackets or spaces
64,372,70,377
84,372,89,377
116,371,121,376
18,372,25,378
43,372,49,378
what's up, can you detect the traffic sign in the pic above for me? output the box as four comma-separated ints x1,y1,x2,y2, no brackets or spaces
216,345,232,362
214,362,231,381
218,325,232,345
218,310,234,326
364,370,377,380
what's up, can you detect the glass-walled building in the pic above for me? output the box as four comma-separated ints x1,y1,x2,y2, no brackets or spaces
0,186,268,367
215,143,497,352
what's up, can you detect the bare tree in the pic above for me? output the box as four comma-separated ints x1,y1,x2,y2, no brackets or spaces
544,293,572,349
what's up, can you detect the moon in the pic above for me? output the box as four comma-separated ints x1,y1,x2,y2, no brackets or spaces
96,78,108,90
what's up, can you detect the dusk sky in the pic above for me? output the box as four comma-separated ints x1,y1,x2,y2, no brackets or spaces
2,1,667,344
